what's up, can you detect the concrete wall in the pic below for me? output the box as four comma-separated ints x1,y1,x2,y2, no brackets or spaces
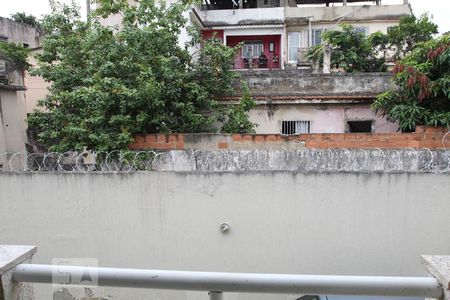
0,17,41,48
200,7,284,26
284,5,412,23
239,71,395,96
0,172,449,299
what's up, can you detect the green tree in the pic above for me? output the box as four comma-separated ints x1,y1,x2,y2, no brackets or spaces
28,0,250,152
372,34,450,131
0,42,30,70
221,83,257,134
314,24,386,72
387,14,438,60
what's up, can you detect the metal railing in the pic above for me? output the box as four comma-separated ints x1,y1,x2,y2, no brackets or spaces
13,264,443,299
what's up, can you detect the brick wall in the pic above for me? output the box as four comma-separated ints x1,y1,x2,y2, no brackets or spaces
129,126,449,150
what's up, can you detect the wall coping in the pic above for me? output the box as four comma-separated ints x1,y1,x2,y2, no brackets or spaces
0,246,37,275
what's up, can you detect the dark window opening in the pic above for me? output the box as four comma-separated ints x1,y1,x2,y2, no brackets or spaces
347,121,373,133
282,120,310,135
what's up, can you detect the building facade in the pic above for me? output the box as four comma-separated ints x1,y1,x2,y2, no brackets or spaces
195,0,412,69
194,1,412,134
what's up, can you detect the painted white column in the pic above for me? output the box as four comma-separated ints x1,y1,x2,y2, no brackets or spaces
281,28,287,69
323,44,331,74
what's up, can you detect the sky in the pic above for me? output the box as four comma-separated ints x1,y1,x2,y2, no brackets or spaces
0,0,448,34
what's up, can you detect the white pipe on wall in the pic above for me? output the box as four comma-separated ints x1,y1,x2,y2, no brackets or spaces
13,264,443,298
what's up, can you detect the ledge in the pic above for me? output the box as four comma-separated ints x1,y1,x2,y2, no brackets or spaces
0,84,26,91
0,245,37,275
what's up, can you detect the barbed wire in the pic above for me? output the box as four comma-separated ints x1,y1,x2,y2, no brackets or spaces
0,148,449,173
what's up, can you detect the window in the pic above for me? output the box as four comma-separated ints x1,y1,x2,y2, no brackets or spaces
311,29,322,46
354,27,368,36
242,41,263,58
288,32,301,63
347,121,373,133
282,121,310,135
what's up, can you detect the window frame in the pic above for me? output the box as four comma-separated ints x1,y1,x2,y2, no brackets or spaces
311,29,323,46
281,120,311,135
288,32,301,64
242,41,264,59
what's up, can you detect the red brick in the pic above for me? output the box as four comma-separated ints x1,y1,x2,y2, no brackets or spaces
134,135,146,144
243,135,253,141
156,134,167,143
298,134,311,141
168,135,178,142
343,134,356,141
266,135,277,142
322,134,332,141
156,143,174,150
328,134,344,141
218,142,229,149
177,134,185,142
175,141,185,149
254,135,265,142
145,134,157,143
128,143,140,150
232,134,243,142
310,134,324,141
424,126,447,134
415,125,426,133
416,141,445,149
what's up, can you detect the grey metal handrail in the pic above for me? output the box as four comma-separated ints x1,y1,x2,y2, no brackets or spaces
13,264,443,299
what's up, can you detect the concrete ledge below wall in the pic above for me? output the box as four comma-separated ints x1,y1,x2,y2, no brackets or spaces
129,126,449,151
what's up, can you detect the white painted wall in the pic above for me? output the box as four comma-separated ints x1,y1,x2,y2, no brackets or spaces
200,7,284,26
0,173,448,299
249,104,398,134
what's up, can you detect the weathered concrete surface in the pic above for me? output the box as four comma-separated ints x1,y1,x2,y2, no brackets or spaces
0,245,36,300
285,4,412,23
0,173,449,299
235,71,395,98
0,17,41,49
421,256,450,300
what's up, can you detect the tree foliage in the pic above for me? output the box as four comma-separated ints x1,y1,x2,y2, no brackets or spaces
387,14,438,60
221,83,257,134
315,24,387,72
307,15,438,73
372,34,450,131
0,42,30,70
28,0,254,152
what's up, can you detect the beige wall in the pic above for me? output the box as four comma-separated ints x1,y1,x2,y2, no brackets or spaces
0,90,27,152
0,172,449,299
24,50,49,113
249,104,398,134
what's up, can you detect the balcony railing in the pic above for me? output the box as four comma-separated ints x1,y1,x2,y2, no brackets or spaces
12,264,444,299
